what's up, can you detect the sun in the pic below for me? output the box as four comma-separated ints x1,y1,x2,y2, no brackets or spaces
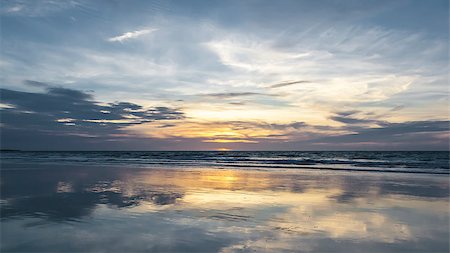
216,148,232,151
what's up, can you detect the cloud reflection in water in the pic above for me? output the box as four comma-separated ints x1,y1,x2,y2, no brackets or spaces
1,165,448,252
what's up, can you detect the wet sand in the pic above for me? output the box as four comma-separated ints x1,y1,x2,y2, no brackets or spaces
1,164,449,252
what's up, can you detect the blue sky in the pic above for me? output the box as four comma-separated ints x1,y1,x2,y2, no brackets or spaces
0,0,448,150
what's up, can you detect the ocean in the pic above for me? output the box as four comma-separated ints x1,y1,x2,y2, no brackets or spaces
1,151,449,174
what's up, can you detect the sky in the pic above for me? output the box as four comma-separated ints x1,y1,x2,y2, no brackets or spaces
0,0,449,151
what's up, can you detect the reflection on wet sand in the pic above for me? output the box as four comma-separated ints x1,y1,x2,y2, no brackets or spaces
1,165,449,252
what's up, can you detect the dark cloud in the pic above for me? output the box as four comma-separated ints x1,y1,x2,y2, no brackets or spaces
157,124,176,128
218,121,306,131
330,111,387,126
201,92,265,98
312,120,449,150
23,80,50,88
335,110,360,117
229,102,246,105
0,89,183,126
269,80,311,88
330,115,385,125
390,105,405,111
264,122,306,130
363,121,448,135
0,84,184,149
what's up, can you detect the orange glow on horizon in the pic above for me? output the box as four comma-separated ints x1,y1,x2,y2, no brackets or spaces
204,139,258,143
125,121,287,141
216,148,232,151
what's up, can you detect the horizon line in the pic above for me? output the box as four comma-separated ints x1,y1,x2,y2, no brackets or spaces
1,150,448,152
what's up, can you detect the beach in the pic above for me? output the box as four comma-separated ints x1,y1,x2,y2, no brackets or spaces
1,152,449,252
2,0,448,251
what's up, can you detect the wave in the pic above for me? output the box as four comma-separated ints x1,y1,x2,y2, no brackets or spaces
1,151,448,175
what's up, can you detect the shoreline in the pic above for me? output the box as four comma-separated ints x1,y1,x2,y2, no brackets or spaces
1,161,448,179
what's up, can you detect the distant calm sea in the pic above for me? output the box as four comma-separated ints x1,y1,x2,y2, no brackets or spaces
1,151,448,174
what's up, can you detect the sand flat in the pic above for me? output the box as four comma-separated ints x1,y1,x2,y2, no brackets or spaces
1,163,449,253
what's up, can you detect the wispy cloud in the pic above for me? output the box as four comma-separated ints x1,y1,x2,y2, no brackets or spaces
390,105,405,112
0,0,82,17
108,28,158,43
269,80,311,88
201,92,266,99
6,5,23,13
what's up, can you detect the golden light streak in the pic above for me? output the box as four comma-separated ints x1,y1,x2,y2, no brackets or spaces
203,139,258,143
126,121,286,140
216,148,232,151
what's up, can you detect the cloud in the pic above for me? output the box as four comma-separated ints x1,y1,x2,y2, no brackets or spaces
329,110,392,126
0,83,184,144
311,120,449,150
23,80,51,88
0,1,448,151
390,105,405,111
6,5,23,13
201,92,266,99
0,0,81,16
253,121,307,130
269,80,311,88
1,82,447,151
2,3,446,132
108,28,158,42
330,115,385,125
228,102,246,106
365,121,448,135
334,110,360,117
